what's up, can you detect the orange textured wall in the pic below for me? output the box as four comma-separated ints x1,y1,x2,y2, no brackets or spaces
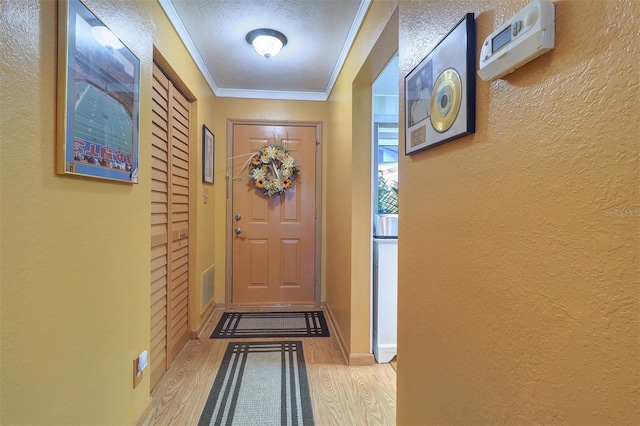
397,0,639,424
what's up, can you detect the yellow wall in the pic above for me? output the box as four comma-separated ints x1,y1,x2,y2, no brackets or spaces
396,0,639,424
0,0,218,424
211,97,328,304
325,0,399,358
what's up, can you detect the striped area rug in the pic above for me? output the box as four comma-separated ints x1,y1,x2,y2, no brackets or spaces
210,311,330,339
198,341,314,426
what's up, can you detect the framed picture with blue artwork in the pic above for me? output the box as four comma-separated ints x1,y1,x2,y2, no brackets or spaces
57,0,140,182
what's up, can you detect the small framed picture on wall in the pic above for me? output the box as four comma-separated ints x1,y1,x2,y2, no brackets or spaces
203,125,215,184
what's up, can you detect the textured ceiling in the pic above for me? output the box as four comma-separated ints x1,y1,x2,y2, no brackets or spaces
160,0,371,101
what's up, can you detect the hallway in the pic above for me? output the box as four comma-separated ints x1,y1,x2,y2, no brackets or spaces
140,309,397,425
3,1,638,424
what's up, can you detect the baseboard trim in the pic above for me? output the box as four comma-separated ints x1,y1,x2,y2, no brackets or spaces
190,301,222,340
349,352,376,366
324,301,376,366
132,396,153,426
373,335,397,364
323,302,349,365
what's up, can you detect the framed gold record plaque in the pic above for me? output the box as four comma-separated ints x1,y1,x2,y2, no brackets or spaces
404,13,476,155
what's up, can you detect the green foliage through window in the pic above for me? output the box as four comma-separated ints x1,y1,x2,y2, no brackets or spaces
378,173,398,214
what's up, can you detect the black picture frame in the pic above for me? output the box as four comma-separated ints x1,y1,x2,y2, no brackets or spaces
404,13,476,155
56,0,140,182
203,125,215,184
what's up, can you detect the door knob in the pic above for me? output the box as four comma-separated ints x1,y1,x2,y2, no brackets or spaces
234,227,243,235
235,214,242,221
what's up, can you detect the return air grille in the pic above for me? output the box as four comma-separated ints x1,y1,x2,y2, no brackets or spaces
202,266,214,308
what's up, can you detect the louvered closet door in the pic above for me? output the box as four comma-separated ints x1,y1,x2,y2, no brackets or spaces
150,63,190,390
167,74,190,363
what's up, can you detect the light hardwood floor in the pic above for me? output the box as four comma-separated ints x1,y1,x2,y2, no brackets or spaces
140,309,397,425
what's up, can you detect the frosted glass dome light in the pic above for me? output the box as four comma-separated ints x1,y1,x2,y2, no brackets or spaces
246,29,287,59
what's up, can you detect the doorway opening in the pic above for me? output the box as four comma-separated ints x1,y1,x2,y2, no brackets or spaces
371,54,399,364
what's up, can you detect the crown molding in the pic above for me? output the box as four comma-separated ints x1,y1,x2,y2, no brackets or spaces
215,88,327,102
158,0,219,93
159,0,370,102
324,0,372,99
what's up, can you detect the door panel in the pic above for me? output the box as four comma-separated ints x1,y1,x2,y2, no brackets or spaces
167,69,190,365
232,125,316,306
150,63,190,390
150,65,170,390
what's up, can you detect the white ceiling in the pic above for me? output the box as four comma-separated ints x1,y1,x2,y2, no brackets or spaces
159,0,372,101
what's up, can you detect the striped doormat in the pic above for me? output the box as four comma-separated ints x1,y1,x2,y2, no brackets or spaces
210,311,330,339
198,341,314,426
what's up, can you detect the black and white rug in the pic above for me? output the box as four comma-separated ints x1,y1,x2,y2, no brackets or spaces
210,311,330,339
198,341,314,426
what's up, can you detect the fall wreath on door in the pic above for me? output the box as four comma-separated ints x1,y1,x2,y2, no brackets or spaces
247,144,298,197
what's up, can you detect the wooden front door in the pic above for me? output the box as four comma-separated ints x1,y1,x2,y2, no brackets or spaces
231,124,317,306
149,63,190,389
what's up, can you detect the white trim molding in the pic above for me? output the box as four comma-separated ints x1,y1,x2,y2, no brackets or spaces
158,0,371,102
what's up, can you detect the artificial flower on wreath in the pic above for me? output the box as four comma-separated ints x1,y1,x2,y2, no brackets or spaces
247,144,298,197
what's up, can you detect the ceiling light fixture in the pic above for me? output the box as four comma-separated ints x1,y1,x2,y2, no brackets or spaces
246,28,287,59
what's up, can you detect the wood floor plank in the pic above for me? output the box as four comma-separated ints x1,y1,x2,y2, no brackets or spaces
143,309,397,425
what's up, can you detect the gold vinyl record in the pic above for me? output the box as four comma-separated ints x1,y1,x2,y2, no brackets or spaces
429,68,462,133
